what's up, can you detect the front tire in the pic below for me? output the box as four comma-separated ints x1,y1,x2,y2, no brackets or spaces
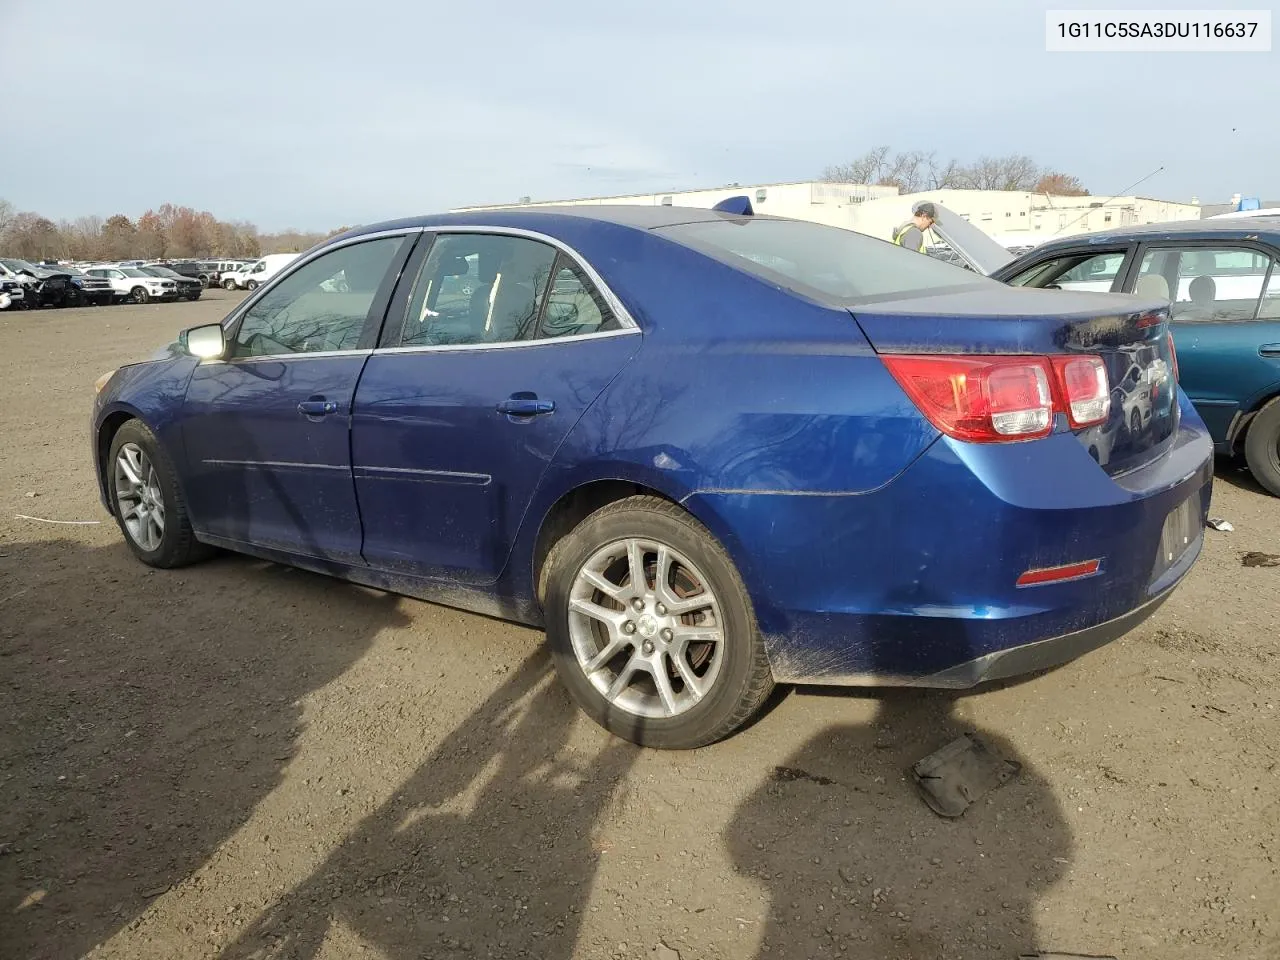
222,278,237,290
130,286,150,304
1243,397,1280,497
543,495,773,749
107,419,212,568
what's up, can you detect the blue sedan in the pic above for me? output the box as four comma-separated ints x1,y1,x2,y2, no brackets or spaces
91,206,1212,748
991,217,1280,495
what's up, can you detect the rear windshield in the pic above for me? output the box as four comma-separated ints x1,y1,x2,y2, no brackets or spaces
658,217,992,302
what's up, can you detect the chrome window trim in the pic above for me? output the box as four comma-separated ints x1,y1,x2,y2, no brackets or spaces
204,348,375,366
375,326,640,356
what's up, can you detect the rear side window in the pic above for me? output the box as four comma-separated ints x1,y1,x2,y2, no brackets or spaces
658,217,989,301
396,234,557,347
538,259,620,338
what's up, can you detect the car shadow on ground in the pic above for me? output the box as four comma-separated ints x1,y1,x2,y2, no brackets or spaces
0,537,409,960
218,650,641,960
726,689,1074,959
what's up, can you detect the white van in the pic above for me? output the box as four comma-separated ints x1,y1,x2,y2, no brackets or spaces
238,253,300,291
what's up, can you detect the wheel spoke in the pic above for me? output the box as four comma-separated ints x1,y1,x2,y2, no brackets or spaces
654,545,674,596
671,624,723,646
119,502,141,522
117,453,142,485
625,539,647,592
651,658,679,715
583,636,630,673
670,651,706,701
579,567,626,601
661,590,716,616
605,656,642,701
568,597,628,633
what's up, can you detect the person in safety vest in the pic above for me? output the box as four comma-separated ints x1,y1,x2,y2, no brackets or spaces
891,201,937,253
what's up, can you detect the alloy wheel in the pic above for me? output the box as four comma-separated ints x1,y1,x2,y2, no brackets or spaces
114,442,165,552
567,537,725,720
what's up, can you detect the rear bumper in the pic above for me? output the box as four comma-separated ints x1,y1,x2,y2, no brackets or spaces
920,578,1178,688
685,392,1213,687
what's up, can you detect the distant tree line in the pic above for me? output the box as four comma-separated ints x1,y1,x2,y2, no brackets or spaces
0,197,350,263
822,146,1089,196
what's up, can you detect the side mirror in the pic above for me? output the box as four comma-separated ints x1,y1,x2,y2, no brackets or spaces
182,323,226,360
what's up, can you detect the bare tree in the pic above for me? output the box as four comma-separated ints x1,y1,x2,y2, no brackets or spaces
0,198,15,238
956,154,1042,191
824,147,1083,196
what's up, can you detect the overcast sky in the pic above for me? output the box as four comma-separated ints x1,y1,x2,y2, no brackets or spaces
1,0,1275,230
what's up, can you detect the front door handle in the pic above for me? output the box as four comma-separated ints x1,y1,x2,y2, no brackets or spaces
496,396,555,417
1260,343,1280,358
298,398,339,416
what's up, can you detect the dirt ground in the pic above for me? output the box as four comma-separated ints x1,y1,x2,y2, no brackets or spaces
1,292,1277,960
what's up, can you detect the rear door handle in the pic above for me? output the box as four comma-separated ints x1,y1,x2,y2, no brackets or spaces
1260,343,1280,358
496,397,555,417
297,399,339,416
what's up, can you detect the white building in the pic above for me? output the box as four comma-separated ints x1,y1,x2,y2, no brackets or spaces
854,190,1201,245
455,180,901,227
458,181,1201,247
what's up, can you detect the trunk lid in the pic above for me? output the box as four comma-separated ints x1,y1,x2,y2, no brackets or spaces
853,286,1178,476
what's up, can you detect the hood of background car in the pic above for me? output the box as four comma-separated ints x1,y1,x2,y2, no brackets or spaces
14,266,72,281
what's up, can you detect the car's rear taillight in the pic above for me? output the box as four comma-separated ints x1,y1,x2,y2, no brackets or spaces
1050,355,1110,428
883,353,1111,443
882,356,1055,442
1167,332,1179,382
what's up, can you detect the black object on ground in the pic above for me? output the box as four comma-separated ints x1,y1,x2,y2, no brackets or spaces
911,733,1021,817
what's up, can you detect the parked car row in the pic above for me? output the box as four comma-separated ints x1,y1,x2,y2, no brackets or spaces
0,255,298,310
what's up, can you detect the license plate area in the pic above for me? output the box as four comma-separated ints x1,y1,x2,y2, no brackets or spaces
1153,495,1200,580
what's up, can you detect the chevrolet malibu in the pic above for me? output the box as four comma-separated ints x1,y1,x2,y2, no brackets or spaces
91,206,1213,748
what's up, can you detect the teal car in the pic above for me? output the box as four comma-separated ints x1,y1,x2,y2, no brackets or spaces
988,218,1280,495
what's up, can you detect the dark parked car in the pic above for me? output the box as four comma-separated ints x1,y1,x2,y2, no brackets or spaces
0,258,75,307
91,206,1212,747
58,265,116,306
141,265,203,301
991,219,1280,495
164,261,214,286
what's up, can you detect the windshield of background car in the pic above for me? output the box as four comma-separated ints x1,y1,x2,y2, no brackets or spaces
657,217,992,302
1,259,37,271
120,268,150,278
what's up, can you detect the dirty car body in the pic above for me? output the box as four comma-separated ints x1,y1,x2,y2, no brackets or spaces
91,207,1213,703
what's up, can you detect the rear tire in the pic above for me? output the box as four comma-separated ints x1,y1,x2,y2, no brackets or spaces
543,495,774,749
107,419,213,568
1243,397,1280,497
245,279,258,291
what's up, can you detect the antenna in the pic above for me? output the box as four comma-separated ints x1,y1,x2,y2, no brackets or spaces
1052,165,1165,235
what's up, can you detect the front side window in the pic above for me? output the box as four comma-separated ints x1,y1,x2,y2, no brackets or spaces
1136,246,1276,322
231,236,404,358
396,234,556,347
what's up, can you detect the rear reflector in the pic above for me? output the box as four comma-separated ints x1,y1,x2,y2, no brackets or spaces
1016,559,1101,587
882,353,1111,443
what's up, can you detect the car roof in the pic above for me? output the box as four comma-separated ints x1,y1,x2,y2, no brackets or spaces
1027,216,1280,253
340,204,752,240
